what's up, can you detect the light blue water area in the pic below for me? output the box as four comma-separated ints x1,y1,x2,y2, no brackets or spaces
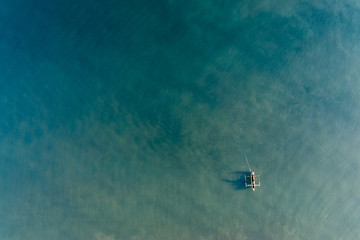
0,0,360,239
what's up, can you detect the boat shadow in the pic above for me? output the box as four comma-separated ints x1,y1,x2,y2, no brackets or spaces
222,171,251,190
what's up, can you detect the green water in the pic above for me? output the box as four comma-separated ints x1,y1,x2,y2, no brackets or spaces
0,0,359,239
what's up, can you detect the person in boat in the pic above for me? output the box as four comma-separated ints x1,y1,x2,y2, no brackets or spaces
251,172,255,188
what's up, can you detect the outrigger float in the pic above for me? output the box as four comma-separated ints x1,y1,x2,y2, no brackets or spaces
245,172,260,191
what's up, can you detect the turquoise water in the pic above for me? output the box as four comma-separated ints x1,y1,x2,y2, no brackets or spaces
1,0,360,239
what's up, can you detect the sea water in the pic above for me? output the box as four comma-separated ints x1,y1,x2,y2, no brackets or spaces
0,0,359,239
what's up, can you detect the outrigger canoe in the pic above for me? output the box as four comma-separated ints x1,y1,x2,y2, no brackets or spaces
245,172,260,191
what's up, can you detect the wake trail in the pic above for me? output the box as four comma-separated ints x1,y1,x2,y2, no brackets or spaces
244,153,251,172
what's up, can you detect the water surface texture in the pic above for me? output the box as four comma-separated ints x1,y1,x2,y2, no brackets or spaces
1,0,360,239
